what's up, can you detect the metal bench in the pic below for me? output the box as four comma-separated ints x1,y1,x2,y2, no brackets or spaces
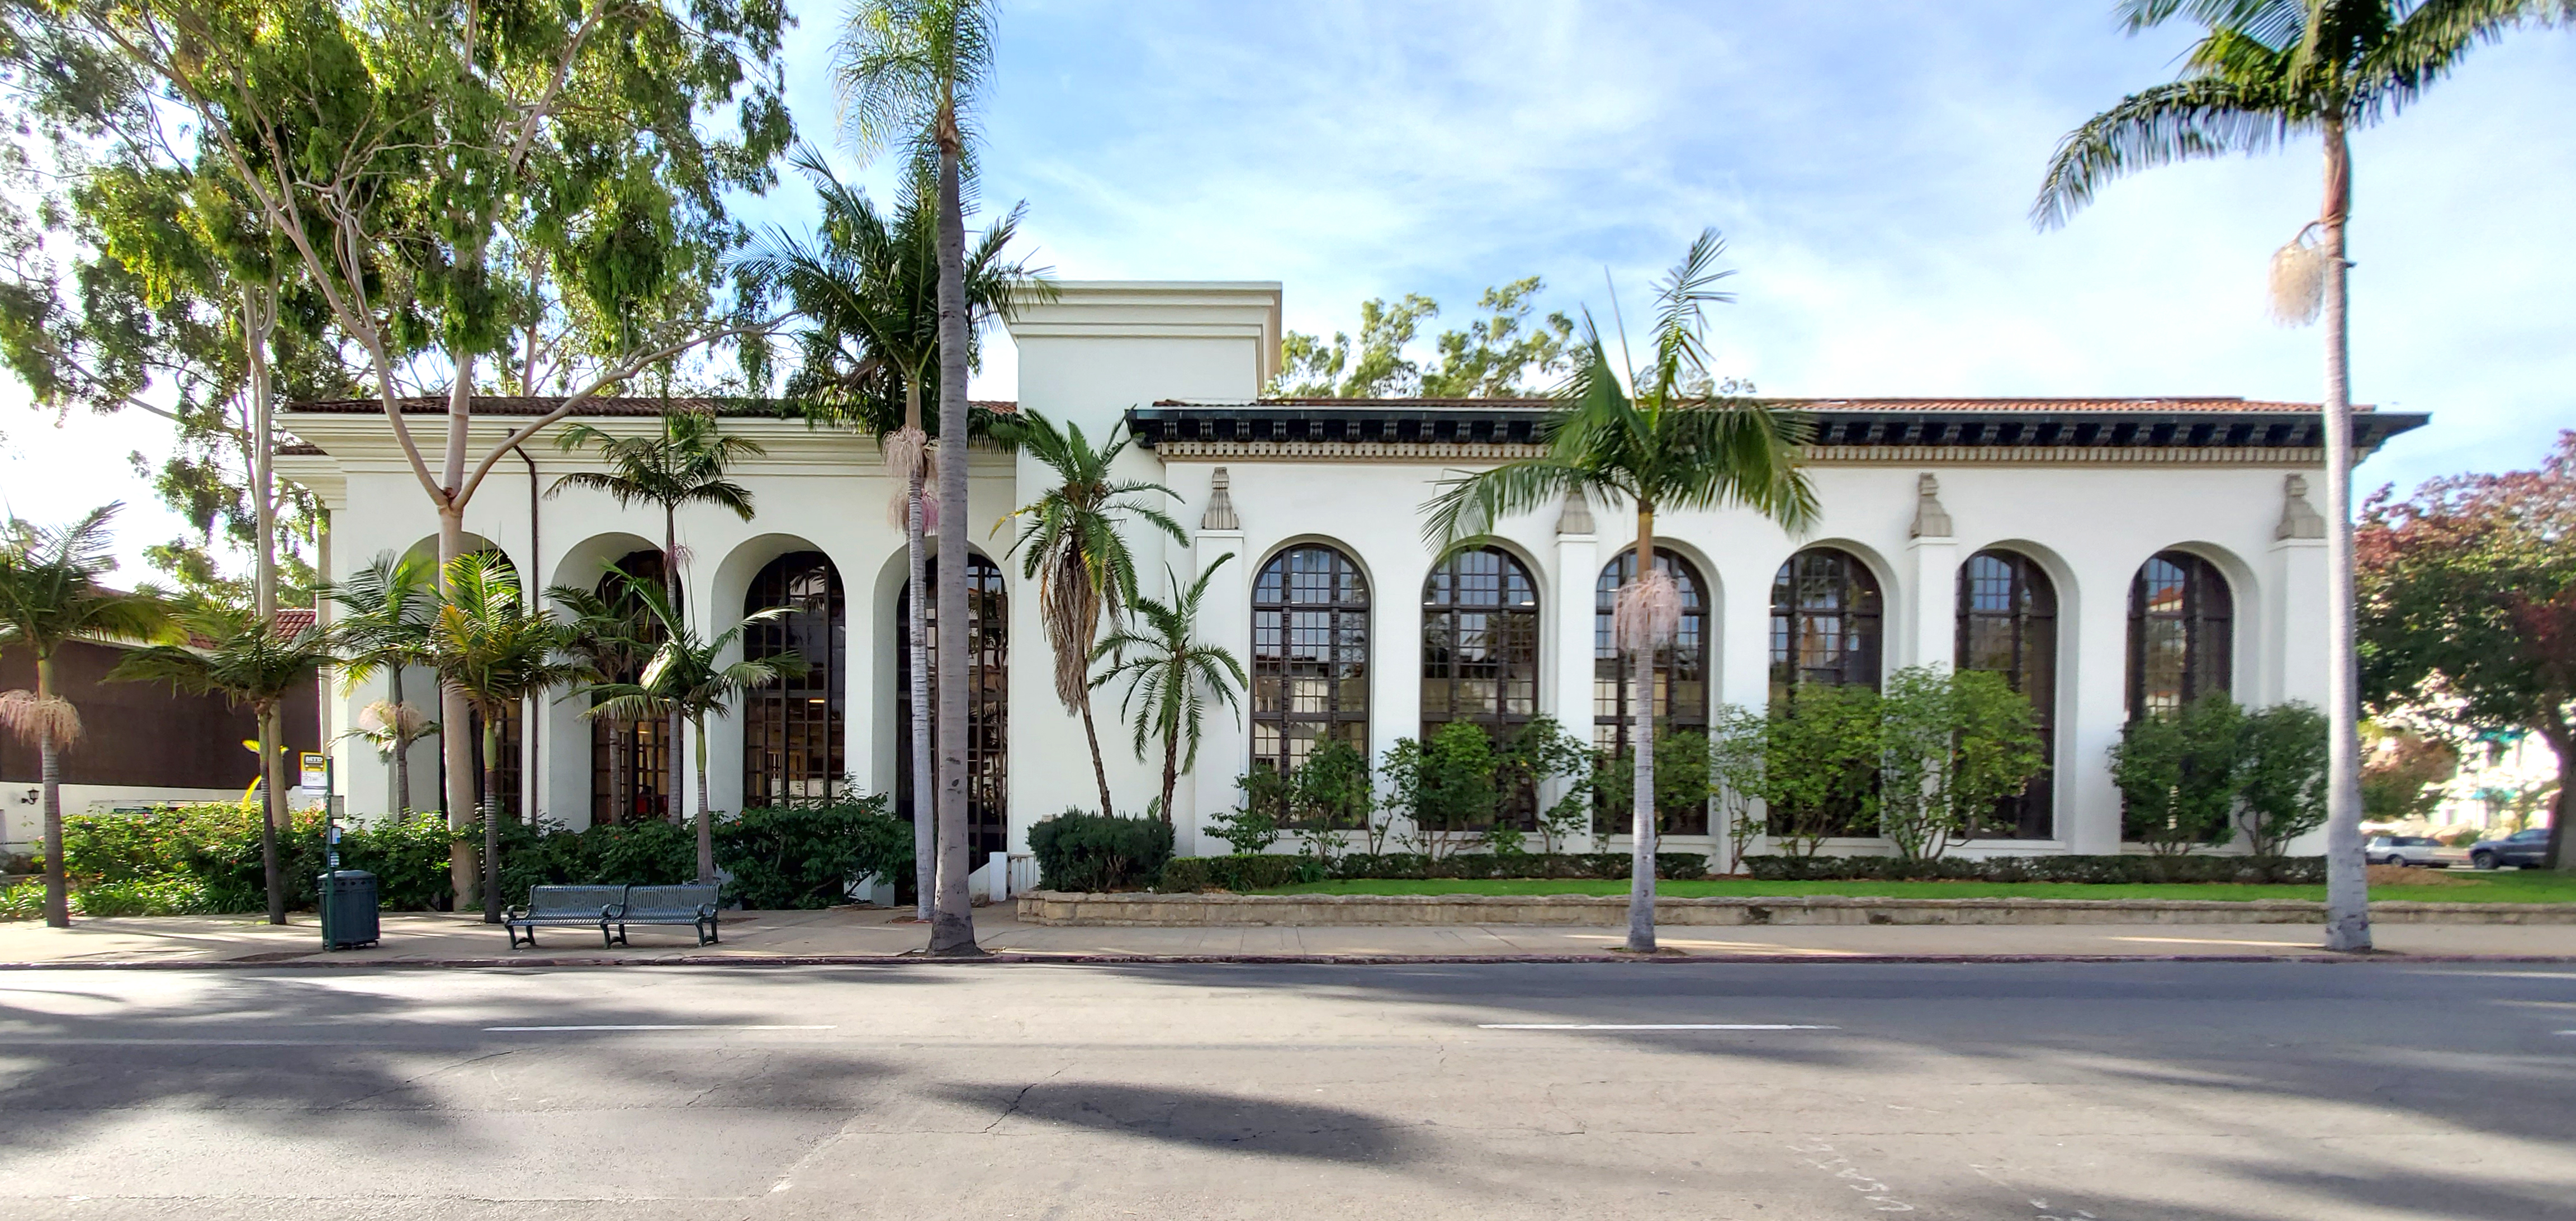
616,883,722,946
504,885,627,949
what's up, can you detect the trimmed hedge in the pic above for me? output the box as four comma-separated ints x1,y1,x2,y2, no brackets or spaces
1144,851,1712,892
21,798,910,917
1029,812,1175,892
1741,853,2328,885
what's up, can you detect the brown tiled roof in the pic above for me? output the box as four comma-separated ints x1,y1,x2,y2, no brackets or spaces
273,608,318,636
273,441,325,457
287,396,1019,417
1205,396,2352,413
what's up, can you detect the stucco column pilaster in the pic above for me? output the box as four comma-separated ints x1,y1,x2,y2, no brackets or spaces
2064,559,2133,854
1551,491,1599,853
1901,474,1958,673
1190,469,1249,859
2265,474,2330,709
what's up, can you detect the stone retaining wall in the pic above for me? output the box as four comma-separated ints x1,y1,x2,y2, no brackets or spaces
1014,891,2576,927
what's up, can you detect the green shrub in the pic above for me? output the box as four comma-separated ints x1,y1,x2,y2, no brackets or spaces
2237,702,2329,856
1762,685,1883,854
2111,695,2246,855
1028,810,1175,892
73,875,218,917
1,879,45,920
1741,853,2326,884
719,799,910,909
1594,728,1717,838
1305,851,1709,883
1157,854,1324,892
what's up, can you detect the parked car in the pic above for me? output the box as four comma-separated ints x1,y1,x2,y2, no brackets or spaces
2468,827,2556,870
2366,835,2466,868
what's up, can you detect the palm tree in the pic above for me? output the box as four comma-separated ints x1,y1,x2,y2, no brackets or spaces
837,0,1000,956
2032,0,2559,952
583,570,808,887
994,409,1190,820
326,552,438,818
550,408,764,821
109,605,338,925
423,552,589,922
1423,230,1819,953
548,581,655,830
1092,556,1249,824
0,504,172,928
739,144,1049,919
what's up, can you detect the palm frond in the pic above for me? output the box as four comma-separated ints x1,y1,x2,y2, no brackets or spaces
2032,78,2294,228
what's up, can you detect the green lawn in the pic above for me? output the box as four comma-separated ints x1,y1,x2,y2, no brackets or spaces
1255,871,2576,905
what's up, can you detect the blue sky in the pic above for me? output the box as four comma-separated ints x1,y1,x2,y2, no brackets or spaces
7,1,2573,576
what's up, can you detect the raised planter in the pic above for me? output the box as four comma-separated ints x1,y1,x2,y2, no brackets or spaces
1013,891,2576,927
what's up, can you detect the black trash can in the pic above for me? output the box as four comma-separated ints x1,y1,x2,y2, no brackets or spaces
319,870,380,950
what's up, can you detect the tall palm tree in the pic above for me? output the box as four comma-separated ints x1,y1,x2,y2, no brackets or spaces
550,408,765,822
0,504,172,928
548,581,655,830
994,409,1190,820
109,605,338,925
326,552,438,818
2032,0,2558,952
837,0,1000,956
1092,556,1249,824
423,552,589,922
1424,230,1819,953
584,571,808,886
739,145,1049,919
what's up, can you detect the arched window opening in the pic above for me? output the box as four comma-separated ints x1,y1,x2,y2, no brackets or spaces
588,550,678,825
460,548,523,821
1594,548,1710,835
1958,550,2058,839
1770,547,1884,699
1422,546,1540,826
743,551,847,808
2128,550,2232,719
897,554,1008,858
1251,544,1370,778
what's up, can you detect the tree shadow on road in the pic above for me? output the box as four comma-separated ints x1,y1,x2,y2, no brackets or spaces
935,1079,1429,1166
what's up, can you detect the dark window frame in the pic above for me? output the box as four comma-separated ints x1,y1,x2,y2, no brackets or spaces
1956,549,2058,839
897,553,1010,858
589,550,675,825
1594,547,1711,835
742,550,847,809
1422,545,1542,828
1769,547,1885,699
2126,550,2233,720
1251,543,1372,779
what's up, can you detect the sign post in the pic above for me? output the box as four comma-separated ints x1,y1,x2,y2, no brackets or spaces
303,752,334,949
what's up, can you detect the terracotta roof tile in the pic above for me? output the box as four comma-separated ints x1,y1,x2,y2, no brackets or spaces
286,396,1019,417
1201,395,2352,413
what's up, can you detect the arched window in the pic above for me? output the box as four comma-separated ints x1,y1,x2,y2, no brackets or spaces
589,550,676,824
742,551,846,808
1958,550,2057,839
1421,546,1539,736
897,554,1008,858
2128,550,2232,719
1595,548,1710,835
1423,546,1541,827
1251,543,1370,775
1770,547,1883,699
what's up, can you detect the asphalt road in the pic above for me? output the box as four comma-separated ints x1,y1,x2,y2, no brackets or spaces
0,960,2569,1220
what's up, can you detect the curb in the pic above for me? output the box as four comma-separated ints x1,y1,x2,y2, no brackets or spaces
4,950,2574,969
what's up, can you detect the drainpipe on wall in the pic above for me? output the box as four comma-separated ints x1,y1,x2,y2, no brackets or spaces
517,444,541,823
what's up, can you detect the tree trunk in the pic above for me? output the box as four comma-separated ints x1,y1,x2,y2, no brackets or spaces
1160,716,1182,828
2538,717,2573,871
438,505,476,910
908,462,935,921
695,716,716,885
927,121,981,955
1081,692,1116,818
666,509,686,825
2317,119,2371,953
258,703,286,925
481,713,503,924
389,664,413,819
1626,511,1659,953
37,653,67,925
247,284,278,627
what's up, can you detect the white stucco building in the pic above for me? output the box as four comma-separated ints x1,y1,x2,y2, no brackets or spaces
276,281,2426,863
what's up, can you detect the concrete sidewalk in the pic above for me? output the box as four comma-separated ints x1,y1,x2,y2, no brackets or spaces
3,905,2573,966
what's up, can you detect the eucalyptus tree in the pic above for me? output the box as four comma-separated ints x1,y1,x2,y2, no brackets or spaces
1092,556,1249,825
738,145,1048,917
836,0,1000,955
584,572,808,886
550,408,764,812
109,604,338,924
1423,230,1818,953
0,503,172,927
423,552,588,922
37,0,795,883
327,552,438,817
994,410,1189,820
2033,0,2565,951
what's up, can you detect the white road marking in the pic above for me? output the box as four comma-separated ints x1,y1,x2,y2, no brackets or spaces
1478,1023,1838,1030
481,1024,837,1031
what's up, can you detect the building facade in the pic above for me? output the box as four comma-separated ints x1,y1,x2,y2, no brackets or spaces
277,281,2425,860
